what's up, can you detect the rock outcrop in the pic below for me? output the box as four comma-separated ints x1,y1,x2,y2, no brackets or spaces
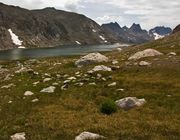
11,132,26,140
128,49,163,60
115,97,146,110
75,53,109,67
75,132,105,140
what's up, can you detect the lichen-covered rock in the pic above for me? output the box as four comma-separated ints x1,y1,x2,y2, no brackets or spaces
11,132,26,140
40,86,56,93
128,49,163,60
75,53,109,67
116,97,146,110
88,65,112,73
24,91,34,96
75,132,105,140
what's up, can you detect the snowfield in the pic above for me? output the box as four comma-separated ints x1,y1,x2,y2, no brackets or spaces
8,29,23,46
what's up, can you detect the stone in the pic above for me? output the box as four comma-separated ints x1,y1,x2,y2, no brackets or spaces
61,84,68,90
1,83,16,89
43,78,52,82
67,77,77,80
89,65,112,73
31,98,39,103
117,48,122,52
52,82,59,86
8,101,13,104
117,88,125,92
128,49,163,60
168,52,176,56
115,97,146,110
24,91,34,96
112,60,119,65
33,81,40,86
75,53,109,67
75,132,105,140
139,61,151,66
108,82,117,87
11,132,26,140
15,66,33,74
89,82,96,86
40,86,56,93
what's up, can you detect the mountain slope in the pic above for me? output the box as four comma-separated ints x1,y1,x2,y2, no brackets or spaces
172,24,180,34
101,22,153,44
0,3,116,50
149,26,172,40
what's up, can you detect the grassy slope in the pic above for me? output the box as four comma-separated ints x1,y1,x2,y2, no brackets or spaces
0,32,180,140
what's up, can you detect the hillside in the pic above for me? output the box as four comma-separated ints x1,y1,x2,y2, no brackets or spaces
0,3,117,50
0,26,179,139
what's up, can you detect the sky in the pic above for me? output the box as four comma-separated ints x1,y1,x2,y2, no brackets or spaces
1,0,180,30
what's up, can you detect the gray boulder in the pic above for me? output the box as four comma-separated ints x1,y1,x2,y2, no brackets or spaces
116,97,146,110
128,49,163,60
75,53,109,67
75,132,105,140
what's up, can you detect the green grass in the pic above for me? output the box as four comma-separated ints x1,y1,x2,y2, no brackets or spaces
0,33,180,139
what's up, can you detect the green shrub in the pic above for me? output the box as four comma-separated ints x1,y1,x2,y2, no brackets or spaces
100,99,117,115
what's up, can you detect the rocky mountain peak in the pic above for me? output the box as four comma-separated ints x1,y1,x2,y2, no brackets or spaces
129,23,143,33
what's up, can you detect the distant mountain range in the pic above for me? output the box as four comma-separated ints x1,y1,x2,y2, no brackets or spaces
101,22,172,44
0,2,176,50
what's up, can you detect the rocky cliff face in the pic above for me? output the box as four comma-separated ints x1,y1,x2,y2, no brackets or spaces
173,24,180,34
0,3,116,50
101,22,153,44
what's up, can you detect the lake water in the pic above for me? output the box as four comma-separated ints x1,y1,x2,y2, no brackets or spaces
0,43,129,60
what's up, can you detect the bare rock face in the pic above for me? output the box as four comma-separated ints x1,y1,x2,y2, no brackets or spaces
115,97,146,110
128,49,163,60
75,53,109,67
75,132,105,140
88,65,112,73
11,132,26,140
139,61,151,66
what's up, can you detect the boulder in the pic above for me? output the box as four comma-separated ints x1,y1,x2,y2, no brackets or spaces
168,52,176,56
117,48,122,52
31,98,39,103
89,65,112,73
128,49,163,60
43,78,52,82
115,97,146,110
108,82,117,87
24,91,34,96
11,132,26,140
139,61,151,66
40,86,56,93
75,132,105,140
75,53,109,67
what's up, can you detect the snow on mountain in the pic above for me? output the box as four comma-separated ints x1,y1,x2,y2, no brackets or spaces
8,29,23,46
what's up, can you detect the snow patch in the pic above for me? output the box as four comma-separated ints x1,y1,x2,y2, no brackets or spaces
99,35,108,43
75,41,81,45
8,29,23,46
92,29,97,33
153,33,164,40
99,35,105,41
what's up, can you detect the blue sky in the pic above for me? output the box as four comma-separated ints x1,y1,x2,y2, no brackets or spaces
1,0,180,30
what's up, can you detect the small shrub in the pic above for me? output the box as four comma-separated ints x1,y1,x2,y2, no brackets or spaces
100,99,117,115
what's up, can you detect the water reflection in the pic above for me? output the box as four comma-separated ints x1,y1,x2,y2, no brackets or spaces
0,43,129,60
